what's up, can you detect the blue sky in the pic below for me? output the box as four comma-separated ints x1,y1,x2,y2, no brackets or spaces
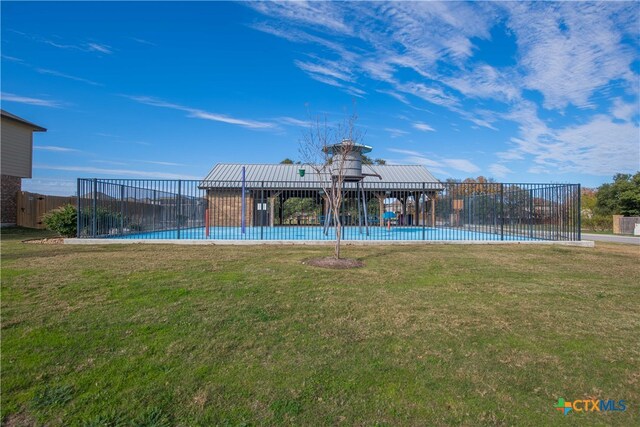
2,1,639,195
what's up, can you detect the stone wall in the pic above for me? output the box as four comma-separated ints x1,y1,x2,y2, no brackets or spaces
1,174,21,226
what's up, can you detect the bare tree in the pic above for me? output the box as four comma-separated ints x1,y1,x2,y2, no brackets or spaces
299,111,363,259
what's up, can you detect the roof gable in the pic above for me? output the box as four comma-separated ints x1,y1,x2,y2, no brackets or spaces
1,109,46,132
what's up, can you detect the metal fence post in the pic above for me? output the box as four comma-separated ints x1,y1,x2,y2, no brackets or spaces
91,178,97,238
76,179,81,238
577,184,581,241
177,180,182,239
152,189,157,232
422,182,426,240
500,183,504,241
120,184,125,235
529,188,533,239
260,181,265,240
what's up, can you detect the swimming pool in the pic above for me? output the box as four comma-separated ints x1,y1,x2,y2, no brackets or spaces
111,226,535,241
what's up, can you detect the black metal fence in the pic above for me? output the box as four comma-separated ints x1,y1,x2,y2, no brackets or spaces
77,179,581,241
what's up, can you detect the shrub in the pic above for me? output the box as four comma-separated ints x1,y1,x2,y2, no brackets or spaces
42,204,77,237
78,208,123,236
583,214,612,232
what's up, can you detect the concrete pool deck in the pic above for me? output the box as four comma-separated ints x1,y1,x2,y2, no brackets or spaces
64,238,595,247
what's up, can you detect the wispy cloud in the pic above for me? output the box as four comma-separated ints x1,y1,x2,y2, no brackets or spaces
94,133,151,146
90,160,129,166
34,145,80,152
248,1,639,177
276,117,311,127
34,164,201,180
385,128,409,138
503,100,640,176
9,30,114,56
36,68,102,86
294,59,353,83
139,160,186,167
387,148,423,157
124,95,274,130
489,163,512,179
1,52,103,86
1,92,62,108
503,2,637,110
87,43,112,54
376,90,410,105
441,159,480,174
1,54,23,62
387,148,480,175
45,39,113,55
249,2,353,35
412,122,435,132
130,37,156,46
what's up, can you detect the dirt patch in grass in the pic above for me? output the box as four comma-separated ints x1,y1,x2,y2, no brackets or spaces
22,238,64,245
303,257,364,269
3,412,36,427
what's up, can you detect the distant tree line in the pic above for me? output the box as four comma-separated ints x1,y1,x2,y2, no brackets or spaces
582,172,640,231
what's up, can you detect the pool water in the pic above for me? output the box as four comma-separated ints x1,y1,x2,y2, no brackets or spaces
112,226,534,241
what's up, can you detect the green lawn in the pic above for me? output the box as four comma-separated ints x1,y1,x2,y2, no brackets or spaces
2,228,639,426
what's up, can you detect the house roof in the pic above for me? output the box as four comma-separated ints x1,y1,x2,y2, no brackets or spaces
202,163,443,190
1,109,47,132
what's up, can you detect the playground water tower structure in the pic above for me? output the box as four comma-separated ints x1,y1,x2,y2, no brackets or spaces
322,139,379,236
324,139,373,181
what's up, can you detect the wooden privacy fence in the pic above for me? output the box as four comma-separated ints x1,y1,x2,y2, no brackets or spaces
612,215,640,235
16,191,76,229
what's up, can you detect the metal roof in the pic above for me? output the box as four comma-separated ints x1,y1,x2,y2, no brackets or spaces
1,109,47,131
201,163,443,190
324,140,372,154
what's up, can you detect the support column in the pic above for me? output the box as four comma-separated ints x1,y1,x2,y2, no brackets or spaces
269,196,275,227
269,191,281,227
430,194,436,227
378,194,385,228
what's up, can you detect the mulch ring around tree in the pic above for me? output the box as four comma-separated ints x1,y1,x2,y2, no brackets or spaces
302,257,364,269
22,238,65,245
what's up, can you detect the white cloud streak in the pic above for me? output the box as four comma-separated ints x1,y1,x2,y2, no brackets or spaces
489,163,513,179
124,95,274,129
386,148,481,175
412,122,435,132
36,68,102,86
1,92,62,108
34,164,201,180
385,128,409,138
139,160,186,167
86,43,112,54
34,146,80,152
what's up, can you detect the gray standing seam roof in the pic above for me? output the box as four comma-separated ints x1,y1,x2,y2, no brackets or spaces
201,164,443,190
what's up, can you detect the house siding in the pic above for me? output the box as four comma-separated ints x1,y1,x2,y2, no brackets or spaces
1,119,34,178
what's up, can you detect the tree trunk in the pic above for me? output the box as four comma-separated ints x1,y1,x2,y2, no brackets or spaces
332,196,342,259
332,179,343,259
335,220,341,259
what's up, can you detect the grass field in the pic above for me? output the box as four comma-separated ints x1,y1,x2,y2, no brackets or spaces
1,228,639,426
